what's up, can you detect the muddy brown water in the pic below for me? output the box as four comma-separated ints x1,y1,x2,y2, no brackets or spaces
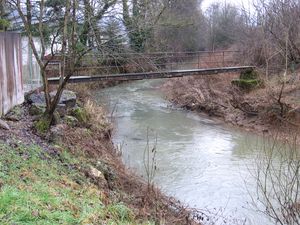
95,80,280,225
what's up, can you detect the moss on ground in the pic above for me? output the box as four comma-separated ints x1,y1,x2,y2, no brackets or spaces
0,141,153,225
240,68,259,80
232,69,263,91
34,117,51,134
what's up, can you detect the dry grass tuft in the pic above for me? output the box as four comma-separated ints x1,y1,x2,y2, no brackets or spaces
84,99,111,132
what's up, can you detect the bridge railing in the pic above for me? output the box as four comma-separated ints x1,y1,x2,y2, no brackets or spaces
45,50,242,77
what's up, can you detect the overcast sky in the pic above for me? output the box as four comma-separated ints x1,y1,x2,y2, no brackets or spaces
201,0,254,11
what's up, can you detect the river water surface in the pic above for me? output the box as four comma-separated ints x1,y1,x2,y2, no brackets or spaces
94,80,275,225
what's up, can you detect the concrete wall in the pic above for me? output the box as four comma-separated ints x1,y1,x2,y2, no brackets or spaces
0,32,24,116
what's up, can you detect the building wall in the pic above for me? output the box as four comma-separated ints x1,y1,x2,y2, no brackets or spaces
0,32,24,116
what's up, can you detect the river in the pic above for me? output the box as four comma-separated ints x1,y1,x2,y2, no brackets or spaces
94,79,276,225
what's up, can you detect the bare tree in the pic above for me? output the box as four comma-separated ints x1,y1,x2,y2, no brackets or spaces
7,0,77,129
122,0,167,52
253,134,300,225
242,0,300,71
79,0,117,48
7,0,117,131
205,2,245,50
0,0,4,16
154,0,206,52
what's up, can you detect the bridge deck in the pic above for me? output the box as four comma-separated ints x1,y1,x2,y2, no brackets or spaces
47,66,254,84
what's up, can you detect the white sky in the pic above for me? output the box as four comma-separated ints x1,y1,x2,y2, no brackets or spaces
201,0,254,11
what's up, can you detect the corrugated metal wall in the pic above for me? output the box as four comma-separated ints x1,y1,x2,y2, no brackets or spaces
0,32,24,116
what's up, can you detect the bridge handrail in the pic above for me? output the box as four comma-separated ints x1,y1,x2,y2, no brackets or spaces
89,50,241,56
44,51,241,63
48,66,255,84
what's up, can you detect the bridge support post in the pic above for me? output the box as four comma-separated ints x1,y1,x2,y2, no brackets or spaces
222,51,225,67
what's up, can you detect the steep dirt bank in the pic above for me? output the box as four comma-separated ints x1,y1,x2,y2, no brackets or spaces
0,88,201,224
163,72,300,140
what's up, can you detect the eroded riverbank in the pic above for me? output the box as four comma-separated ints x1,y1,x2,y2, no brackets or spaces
163,73,300,143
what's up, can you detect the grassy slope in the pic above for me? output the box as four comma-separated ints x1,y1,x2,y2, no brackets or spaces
0,140,152,225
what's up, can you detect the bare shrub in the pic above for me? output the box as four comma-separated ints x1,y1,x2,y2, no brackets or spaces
143,128,158,191
253,134,300,224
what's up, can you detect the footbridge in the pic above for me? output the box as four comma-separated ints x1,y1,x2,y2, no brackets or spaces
48,66,253,84
46,50,254,84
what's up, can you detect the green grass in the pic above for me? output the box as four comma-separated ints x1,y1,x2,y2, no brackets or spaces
0,141,150,225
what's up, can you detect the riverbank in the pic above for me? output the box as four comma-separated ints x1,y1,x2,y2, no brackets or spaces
163,72,300,141
0,87,200,224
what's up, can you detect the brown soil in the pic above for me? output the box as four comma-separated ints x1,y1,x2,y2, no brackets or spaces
0,94,202,225
162,72,300,141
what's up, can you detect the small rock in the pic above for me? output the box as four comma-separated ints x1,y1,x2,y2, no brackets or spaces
0,119,10,130
90,166,105,180
50,90,77,108
96,161,116,182
26,92,45,105
27,90,77,109
84,165,108,188
48,124,66,143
